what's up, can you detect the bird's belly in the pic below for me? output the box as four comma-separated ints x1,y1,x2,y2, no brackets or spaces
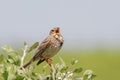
42,46,61,58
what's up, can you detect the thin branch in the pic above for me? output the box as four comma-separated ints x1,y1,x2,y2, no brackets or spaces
20,44,28,66
51,64,56,80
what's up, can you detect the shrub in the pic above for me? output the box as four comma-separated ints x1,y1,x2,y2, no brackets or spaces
0,42,96,80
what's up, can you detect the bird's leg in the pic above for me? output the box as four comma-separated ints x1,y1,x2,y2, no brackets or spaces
46,58,52,67
41,56,53,66
46,58,53,72
41,56,53,72
45,58,53,72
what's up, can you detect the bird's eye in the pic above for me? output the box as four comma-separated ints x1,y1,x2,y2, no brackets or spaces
51,29,54,32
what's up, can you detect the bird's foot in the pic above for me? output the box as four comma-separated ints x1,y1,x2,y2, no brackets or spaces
46,58,52,66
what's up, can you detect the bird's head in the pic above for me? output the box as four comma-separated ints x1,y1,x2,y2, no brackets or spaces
49,27,64,42
49,27,61,36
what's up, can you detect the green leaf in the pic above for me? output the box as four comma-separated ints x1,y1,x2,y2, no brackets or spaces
73,67,83,73
32,72,37,76
14,58,21,66
7,59,14,64
8,55,14,60
2,70,8,80
83,70,96,80
8,74,16,80
91,74,97,79
7,55,15,64
71,59,78,65
6,52,21,65
24,41,27,46
16,75,24,80
28,42,39,52
0,55,4,63
2,45,14,52
60,67,68,73
83,70,93,76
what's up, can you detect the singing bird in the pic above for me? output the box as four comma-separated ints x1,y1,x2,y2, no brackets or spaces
20,27,64,69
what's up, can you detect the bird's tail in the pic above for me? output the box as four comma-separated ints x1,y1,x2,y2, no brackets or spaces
36,59,45,65
20,59,33,69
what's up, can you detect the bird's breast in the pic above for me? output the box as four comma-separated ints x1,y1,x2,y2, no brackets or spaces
42,41,62,58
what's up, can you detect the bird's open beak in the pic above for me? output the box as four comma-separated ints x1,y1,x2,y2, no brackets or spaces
55,27,60,33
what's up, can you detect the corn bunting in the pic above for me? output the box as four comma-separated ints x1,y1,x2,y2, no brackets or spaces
20,27,64,69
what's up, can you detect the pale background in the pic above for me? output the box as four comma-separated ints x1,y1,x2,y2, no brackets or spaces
0,0,120,49
0,1,120,80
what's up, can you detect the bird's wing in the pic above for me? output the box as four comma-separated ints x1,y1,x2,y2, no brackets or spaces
32,36,51,61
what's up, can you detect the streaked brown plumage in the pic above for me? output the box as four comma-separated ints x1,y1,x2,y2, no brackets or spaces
20,27,64,69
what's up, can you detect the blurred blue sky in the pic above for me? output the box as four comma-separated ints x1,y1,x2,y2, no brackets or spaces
0,0,120,49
